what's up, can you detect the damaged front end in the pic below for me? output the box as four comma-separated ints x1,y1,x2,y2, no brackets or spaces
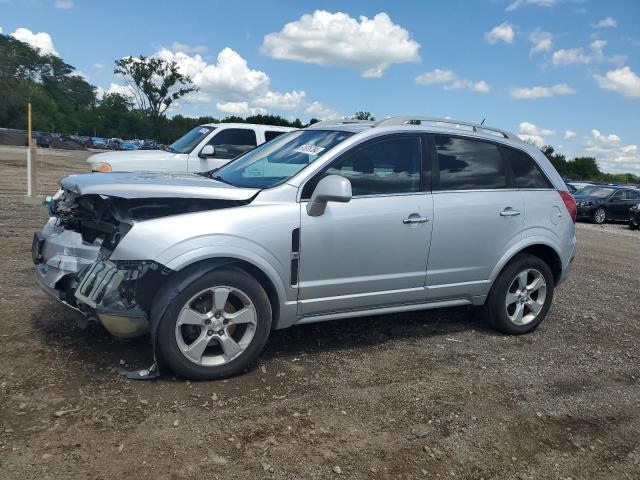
34,186,246,338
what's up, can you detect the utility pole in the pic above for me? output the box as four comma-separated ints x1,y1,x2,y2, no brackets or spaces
25,102,41,204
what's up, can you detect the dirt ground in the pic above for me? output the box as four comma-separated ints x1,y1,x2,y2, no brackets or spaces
1,146,639,480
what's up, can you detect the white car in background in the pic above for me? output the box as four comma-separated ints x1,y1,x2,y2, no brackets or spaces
87,123,295,173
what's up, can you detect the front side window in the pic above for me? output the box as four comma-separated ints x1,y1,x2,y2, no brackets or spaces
169,126,216,154
213,130,353,189
322,136,422,196
209,128,258,159
502,146,552,189
435,136,508,191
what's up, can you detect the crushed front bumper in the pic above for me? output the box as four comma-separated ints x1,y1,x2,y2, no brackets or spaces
34,218,150,338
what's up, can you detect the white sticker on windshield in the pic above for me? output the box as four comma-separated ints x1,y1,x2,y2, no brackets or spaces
198,128,209,134
294,145,325,155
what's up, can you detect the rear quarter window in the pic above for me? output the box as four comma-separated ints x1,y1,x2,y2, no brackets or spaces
502,146,553,189
434,135,508,191
265,131,286,142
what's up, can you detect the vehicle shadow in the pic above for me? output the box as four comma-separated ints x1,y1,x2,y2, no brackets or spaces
30,302,492,377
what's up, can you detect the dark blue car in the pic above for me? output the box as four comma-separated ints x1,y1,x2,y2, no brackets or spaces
574,186,640,224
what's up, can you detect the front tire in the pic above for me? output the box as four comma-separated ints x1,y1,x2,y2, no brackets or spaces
484,254,555,335
157,267,272,380
629,219,639,230
592,207,607,224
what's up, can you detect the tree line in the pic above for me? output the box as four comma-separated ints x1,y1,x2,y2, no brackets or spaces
0,33,313,143
0,33,636,183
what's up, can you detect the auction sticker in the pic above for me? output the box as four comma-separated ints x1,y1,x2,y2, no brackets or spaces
294,145,325,155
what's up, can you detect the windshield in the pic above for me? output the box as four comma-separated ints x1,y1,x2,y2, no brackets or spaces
577,186,615,198
169,126,215,154
213,130,353,189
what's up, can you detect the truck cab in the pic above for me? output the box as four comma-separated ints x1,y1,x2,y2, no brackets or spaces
87,123,295,173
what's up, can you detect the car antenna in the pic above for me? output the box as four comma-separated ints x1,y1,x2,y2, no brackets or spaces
480,118,486,125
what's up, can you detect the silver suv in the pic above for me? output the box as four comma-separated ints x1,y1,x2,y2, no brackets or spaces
34,117,577,380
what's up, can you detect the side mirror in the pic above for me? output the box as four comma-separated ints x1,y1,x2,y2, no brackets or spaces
306,175,352,217
199,144,215,158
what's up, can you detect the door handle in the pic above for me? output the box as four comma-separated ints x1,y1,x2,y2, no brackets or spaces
500,208,521,217
403,216,429,224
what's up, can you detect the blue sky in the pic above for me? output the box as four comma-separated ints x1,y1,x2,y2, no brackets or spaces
1,0,639,173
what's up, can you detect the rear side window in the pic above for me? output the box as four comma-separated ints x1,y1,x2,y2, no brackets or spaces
435,136,507,190
209,128,257,159
502,146,552,189
323,136,422,196
627,190,640,200
265,130,286,142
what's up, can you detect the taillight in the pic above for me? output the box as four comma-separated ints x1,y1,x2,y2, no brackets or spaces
559,191,576,223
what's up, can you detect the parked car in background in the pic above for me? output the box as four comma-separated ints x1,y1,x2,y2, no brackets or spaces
568,181,593,191
87,123,295,173
574,185,640,224
629,203,640,230
35,116,576,380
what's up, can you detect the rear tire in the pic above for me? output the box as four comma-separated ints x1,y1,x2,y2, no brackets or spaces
484,254,555,335
592,207,606,224
629,219,639,230
157,267,272,380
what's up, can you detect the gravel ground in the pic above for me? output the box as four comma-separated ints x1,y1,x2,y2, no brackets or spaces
0,147,639,479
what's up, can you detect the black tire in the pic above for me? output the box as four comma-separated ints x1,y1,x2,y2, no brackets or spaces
629,219,639,230
156,267,272,380
483,254,555,335
592,207,607,224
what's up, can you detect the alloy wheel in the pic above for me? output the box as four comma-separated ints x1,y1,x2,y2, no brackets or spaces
175,286,257,366
505,268,547,326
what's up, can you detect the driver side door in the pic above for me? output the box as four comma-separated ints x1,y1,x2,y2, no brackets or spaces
188,128,258,172
297,134,433,316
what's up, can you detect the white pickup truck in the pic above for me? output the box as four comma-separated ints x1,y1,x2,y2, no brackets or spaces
87,123,295,173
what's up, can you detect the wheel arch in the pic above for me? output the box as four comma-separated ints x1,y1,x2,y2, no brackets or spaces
148,257,286,346
490,240,563,287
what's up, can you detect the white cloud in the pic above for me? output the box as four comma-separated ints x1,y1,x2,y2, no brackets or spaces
552,40,625,66
10,27,58,56
593,17,617,28
93,63,104,70
415,69,491,93
0,27,3,34
509,83,575,99
261,10,420,77
304,101,341,120
253,90,306,111
155,47,270,102
506,0,556,11
486,22,516,44
594,66,640,98
170,42,207,54
529,28,553,55
216,101,266,116
564,130,576,139
591,129,621,144
517,122,555,147
583,132,640,174
54,0,74,9
96,83,136,101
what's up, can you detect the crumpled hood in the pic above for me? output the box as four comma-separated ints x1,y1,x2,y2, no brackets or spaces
87,149,182,166
59,172,260,200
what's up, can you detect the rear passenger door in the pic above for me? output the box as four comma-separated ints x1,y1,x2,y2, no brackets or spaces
425,135,524,300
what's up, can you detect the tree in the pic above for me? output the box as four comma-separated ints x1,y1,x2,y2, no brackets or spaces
114,55,197,118
353,111,375,121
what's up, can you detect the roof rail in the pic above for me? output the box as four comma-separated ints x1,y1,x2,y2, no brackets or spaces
374,116,519,141
309,119,374,127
